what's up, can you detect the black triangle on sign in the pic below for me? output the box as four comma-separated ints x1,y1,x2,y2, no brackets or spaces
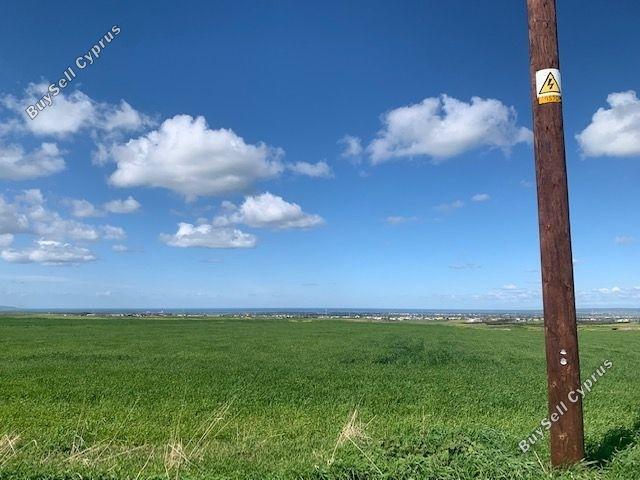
539,72,561,95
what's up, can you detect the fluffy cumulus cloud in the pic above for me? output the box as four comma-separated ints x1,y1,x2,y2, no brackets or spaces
0,142,65,180
103,196,141,214
162,193,324,249
0,83,151,183
101,225,126,241
338,135,364,160
217,193,325,230
160,223,257,249
367,95,531,163
0,189,127,264
35,220,99,241
107,115,284,199
1,240,95,265
0,196,29,234
577,91,640,157
0,82,152,137
65,199,102,218
99,101,152,133
65,196,141,217
25,193,100,241
286,161,333,178
2,85,93,136
0,234,14,247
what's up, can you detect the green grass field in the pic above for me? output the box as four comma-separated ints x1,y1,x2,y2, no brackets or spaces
0,316,638,479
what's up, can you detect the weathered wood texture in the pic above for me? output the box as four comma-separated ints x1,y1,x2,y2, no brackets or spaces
526,0,585,466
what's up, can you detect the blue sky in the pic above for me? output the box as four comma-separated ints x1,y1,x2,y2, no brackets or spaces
0,0,638,309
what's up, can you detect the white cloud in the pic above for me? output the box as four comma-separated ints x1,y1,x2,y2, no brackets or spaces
615,235,635,245
471,193,490,202
25,193,100,241
65,199,102,218
0,189,126,243
107,115,284,199
17,188,44,204
0,234,14,247
64,196,141,217
0,190,130,264
367,95,531,164
2,85,94,136
434,200,465,214
217,193,324,230
287,161,333,178
1,240,96,265
577,91,640,157
100,101,152,133
32,217,99,241
478,285,540,304
0,142,65,180
0,196,29,234
596,286,623,295
1,82,152,137
103,196,140,214
576,286,640,304
112,244,129,252
338,135,364,161
91,143,110,166
385,215,418,225
101,225,126,241
160,223,257,249
162,193,323,249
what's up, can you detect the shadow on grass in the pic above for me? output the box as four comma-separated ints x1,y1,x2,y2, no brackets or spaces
586,416,640,467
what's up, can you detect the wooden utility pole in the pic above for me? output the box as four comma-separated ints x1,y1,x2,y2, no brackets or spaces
526,0,585,466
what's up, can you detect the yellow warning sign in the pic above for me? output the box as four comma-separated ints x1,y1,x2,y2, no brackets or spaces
535,68,562,104
539,72,560,95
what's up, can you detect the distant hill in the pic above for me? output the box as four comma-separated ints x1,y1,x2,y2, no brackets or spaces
0,305,16,311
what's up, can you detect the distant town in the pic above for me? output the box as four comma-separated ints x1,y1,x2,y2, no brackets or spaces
9,308,639,325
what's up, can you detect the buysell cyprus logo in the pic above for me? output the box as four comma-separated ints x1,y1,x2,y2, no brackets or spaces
25,25,121,120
